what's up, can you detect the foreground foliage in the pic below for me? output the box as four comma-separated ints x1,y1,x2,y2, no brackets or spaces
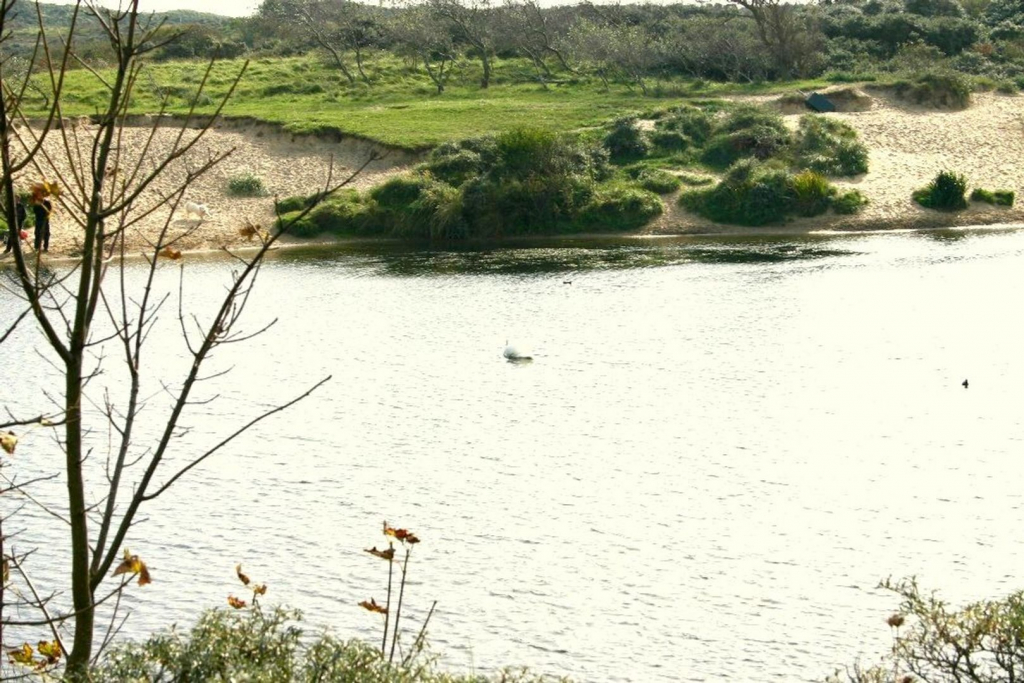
91,606,565,683
913,170,969,210
829,578,1024,683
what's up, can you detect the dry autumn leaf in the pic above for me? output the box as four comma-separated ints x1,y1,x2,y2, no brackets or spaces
0,431,17,455
365,546,396,561
252,583,267,596
112,549,152,586
227,595,247,609
8,643,33,665
236,564,250,586
384,525,420,545
359,597,387,614
160,246,182,260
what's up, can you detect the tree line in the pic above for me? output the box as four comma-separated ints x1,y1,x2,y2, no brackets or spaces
9,0,1024,90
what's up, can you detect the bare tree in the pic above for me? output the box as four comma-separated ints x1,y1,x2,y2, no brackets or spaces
425,0,496,89
497,0,575,83
387,4,459,94
257,0,380,84
0,0,372,677
723,0,821,78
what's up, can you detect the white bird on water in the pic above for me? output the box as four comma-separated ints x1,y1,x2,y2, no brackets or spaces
503,340,533,361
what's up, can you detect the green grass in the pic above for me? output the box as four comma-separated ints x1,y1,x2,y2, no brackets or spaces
35,55,837,151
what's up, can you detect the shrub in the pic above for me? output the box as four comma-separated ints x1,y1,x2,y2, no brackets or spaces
700,106,792,169
677,172,715,187
275,194,316,213
794,115,870,176
370,174,430,208
227,173,268,197
790,171,836,216
635,168,682,194
574,183,662,231
828,578,1024,683
681,161,844,226
656,107,714,145
832,189,869,214
648,130,688,152
422,147,484,186
603,117,650,161
970,187,1016,205
913,170,969,209
92,606,558,683
894,71,973,108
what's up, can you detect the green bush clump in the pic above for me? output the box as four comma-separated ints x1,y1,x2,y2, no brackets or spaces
276,189,372,238
574,183,663,231
794,115,870,177
894,71,973,108
227,173,268,197
970,188,1016,206
421,146,485,186
680,160,848,226
656,107,715,145
677,172,715,187
648,130,688,152
700,107,791,170
603,117,650,161
634,168,682,194
275,194,317,213
833,189,869,214
913,170,969,210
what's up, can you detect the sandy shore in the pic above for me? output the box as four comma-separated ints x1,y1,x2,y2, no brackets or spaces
3,89,1023,260
648,89,1024,235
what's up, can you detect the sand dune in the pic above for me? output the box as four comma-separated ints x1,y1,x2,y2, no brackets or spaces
4,89,1023,259
650,90,1024,235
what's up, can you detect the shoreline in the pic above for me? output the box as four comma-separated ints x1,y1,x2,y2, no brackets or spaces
2,89,1022,260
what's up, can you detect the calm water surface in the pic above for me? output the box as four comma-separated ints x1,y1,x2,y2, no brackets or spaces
4,228,1024,681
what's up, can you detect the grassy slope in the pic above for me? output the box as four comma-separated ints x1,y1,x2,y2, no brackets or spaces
46,54,831,150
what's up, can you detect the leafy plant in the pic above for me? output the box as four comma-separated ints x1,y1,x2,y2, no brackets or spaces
828,578,1024,683
227,172,268,197
913,170,969,210
833,189,869,214
795,115,870,177
603,116,649,161
634,168,682,194
970,187,1015,206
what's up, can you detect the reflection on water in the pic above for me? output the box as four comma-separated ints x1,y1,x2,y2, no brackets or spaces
3,226,1024,682
269,235,866,276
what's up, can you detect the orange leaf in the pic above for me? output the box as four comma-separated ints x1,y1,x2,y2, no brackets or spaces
0,431,16,455
236,563,250,586
227,595,247,609
160,246,182,260
8,643,33,665
384,525,419,544
252,583,267,596
359,597,388,614
365,546,395,561
137,563,152,586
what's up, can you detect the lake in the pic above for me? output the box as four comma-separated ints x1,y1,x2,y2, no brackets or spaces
3,227,1024,681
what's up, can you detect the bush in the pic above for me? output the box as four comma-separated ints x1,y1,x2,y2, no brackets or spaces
227,173,268,197
648,130,689,153
894,71,973,108
574,183,663,231
913,170,969,209
635,168,682,194
970,187,1016,205
275,194,317,213
603,117,650,161
92,606,559,683
681,160,844,226
828,578,1024,683
421,147,485,186
700,106,792,169
795,115,870,176
833,189,870,214
656,107,715,145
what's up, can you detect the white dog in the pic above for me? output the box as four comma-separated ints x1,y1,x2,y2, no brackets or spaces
183,201,211,220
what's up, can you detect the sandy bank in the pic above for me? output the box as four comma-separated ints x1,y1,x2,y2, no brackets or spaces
2,89,1022,261
648,89,1024,236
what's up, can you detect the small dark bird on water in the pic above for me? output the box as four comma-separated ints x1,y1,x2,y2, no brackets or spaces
962,379,969,388
563,280,572,285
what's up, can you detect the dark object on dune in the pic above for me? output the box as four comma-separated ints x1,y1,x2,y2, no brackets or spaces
806,93,836,113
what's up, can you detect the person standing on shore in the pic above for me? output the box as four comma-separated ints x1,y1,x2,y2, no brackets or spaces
3,195,27,254
32,196,51,252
